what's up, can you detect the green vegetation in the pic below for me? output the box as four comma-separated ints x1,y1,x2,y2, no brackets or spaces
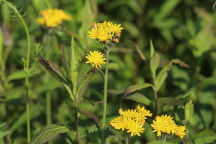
1,0,216,143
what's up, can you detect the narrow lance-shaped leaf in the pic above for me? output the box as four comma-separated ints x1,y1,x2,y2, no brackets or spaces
150,39,154,58
79,110,100,126
82,0,94,34
31,125,69,144
121,83,154,102
185,100,194,124
125,92,151,105
155,58,189,91
150,53,160,79
38,54,74,101
38,54,68,85
70,36,78,95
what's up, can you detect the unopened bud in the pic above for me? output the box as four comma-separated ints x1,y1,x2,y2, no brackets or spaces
117,32,121,37
93,22,97,28
114,38,119,43
119,108,123,115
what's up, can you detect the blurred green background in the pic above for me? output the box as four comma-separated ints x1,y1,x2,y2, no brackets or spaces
1,0,216,143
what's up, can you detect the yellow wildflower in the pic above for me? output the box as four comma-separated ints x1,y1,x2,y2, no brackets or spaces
151,115,177,137
136,105,152,117
126,119,144,136
175,125,186,139
109,116,129,131
37,8,71,28
86,51,106,68
88,21,123,42
110,105,152,136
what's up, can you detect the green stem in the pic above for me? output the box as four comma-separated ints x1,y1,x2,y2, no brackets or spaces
153,78,158,115
46,92,52,125
162,134,167,144
0,29,10,144
44,0,52,8
102,49,110,143
0,1,32,143
125,134,130,144
74,105,79,144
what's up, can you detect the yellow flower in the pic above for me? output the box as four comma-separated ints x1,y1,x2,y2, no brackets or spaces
86,51,106,68
110,105,152,136
126,119,145,136
136,105,152,117
109,116,129,131
88,21,123,42
37,8,71,28
151,115,177,137
110,116,144,136
175,125,186,139
108,23,124,34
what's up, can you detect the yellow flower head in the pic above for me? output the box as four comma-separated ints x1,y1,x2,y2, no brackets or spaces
88,21,123,42
109,116,129,131
86,51,106,68
136,105,152,117
126,119,145,136
110,105,152,136
151,114,177,137
37,8,71,28
175,125,186,139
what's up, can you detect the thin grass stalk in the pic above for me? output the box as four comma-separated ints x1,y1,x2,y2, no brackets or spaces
0,26,10,144
153,78,158,115
46,92,52,125
0,1,32,143
102,49,110,143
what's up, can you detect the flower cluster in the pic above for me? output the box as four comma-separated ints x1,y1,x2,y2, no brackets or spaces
37,8,71,28
151,115,186,139
88,21,123,42
86,51,106,68
110,105,152,136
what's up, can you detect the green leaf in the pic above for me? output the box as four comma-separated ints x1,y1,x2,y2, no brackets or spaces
185,100,194,124
70,36,78,94
31,125,69,144
38,54,67,85
125,92,151,105
155,0,181,20
123,83,154,97
194,130,216,144
158,97,184,107
150,39,154,58
0,131,10,139
150,53,160,78
79,110,100,126
121,83,153,102
190,25,214,58
7,70,39,82
82,0,94,34
155,71,168,92
155,59,189,91
11,104,42,133
38,54,74,101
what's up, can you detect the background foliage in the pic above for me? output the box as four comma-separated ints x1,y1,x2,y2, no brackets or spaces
1,0,216,143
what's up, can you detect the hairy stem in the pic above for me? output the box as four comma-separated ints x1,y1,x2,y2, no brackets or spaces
153,78,158,115
0,1,32,143
75,106,79,144
102,49,110,144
